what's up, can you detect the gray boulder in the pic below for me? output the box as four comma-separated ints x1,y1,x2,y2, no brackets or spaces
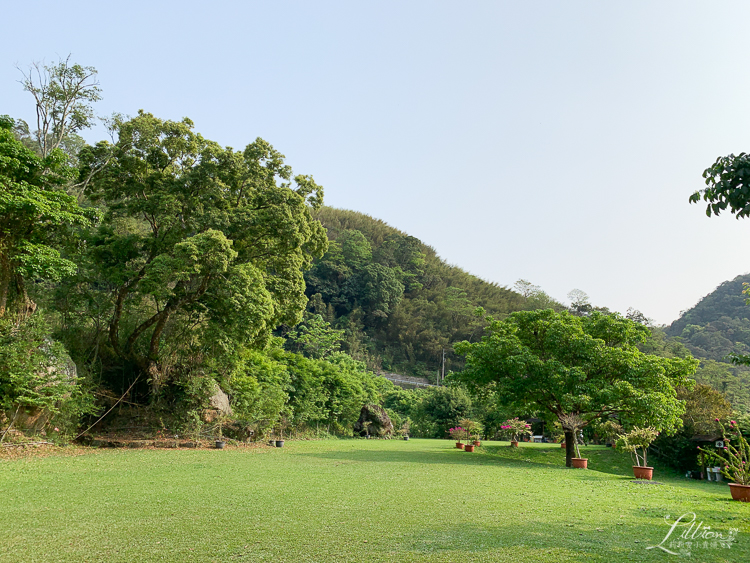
354,404,394,437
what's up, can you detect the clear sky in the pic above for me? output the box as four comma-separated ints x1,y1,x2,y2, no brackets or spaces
4,1,750,325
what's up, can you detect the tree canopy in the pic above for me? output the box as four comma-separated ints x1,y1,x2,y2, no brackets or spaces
0,115,94,318
455,309,698,466
74,111,328,392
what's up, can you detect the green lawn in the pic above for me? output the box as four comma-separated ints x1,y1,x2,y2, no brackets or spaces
1,439,749,562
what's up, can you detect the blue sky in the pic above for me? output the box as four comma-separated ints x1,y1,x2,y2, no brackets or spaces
4,1,750,324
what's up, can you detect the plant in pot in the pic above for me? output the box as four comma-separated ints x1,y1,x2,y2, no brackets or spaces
501,417,531,447
400,419,411,441
560,414,587,468
215,415,227,449
274,416,290,447
449,426,464,449
459,418,483,450
615,426,659,480
700,419,750,501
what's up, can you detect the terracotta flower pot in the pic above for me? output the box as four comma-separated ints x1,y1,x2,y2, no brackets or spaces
473,440,481,447
510,440,519,448
456,442,464,449
464,444,475,452
571,458,588,469
560,442,566,449
729,483,750,502
633,466,654,480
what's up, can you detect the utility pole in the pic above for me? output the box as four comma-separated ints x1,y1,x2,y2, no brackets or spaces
441,348,445,385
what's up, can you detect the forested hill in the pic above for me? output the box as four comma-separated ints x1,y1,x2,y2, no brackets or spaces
667,274,750,361
664,274,750,413
301,207,561,379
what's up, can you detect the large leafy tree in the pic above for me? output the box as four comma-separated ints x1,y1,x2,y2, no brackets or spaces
77,111,328,393
0,116,93,318
455,309,698,466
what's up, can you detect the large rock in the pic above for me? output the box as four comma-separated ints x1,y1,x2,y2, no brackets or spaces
353,404,394,437
201,380,233,423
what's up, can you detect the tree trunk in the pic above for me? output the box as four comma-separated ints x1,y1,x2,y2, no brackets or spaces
0,255,10,319
565,430,575,467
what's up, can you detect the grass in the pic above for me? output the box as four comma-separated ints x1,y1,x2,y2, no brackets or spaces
1,439,749,562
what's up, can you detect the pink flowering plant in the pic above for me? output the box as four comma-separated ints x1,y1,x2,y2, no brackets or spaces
501,418,532,442
700,419,750,486
614,426,659,467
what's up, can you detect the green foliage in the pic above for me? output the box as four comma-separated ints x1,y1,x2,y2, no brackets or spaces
0,116,94,317
500,417,532,442
692,151,750,218
286,314,345,359
0,314,94,435
305,207,542,376
455,309,698,464
73,111,327,391
614,426,659,467
650,383,733,472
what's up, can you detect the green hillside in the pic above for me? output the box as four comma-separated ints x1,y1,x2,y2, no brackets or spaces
665,274,750,413
302,207,563,378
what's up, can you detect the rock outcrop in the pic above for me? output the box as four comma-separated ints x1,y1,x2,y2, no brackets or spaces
353,404,394,437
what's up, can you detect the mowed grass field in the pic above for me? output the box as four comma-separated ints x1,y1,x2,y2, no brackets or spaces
2,439,749,562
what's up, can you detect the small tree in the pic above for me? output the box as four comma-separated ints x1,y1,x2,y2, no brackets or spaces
615,427,659,467
448,426,465,443
501,417,532,442
459,418,483,442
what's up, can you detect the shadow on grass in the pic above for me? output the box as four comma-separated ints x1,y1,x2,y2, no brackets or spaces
293,442,730,494
394,517,746,562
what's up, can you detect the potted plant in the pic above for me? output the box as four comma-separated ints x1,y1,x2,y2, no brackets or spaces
363,420,372,439
274,416,289,447
700,419,750,501
400,419,411,441
560,414,587,468
615,426,659,480
501,417,531,447
215,415,227,449
459,418,483,450
449,426,464,449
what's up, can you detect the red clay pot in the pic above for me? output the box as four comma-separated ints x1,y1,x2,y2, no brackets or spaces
729,483,750,502
464,444,475,452
633,466,654,480
510,440,519,448
560,442,566,449
473,440,481,447
571,458,588,469
455,442,464,449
